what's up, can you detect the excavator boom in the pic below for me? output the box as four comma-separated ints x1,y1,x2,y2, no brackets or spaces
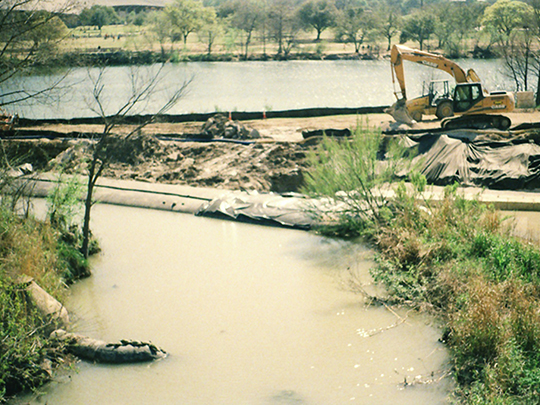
390,45,470,100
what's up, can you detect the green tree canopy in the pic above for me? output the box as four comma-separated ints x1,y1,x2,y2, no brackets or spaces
268,0,300,56
165,0,206,45
399,10,436,50
375,4,401,51
198,7,222,55
220,0,263,58
432,2,486,56
297,0,337,41
79,5,120,30
482,0,533,37
335,1,376,53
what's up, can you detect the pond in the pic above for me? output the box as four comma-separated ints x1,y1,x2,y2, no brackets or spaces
3,59,512,120
19,202,451,404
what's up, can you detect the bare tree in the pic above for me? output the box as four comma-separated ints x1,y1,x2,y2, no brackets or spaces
267,0,299,57
221,0,263,59
501,28,535,92
80,66,191,259
0,0,75,107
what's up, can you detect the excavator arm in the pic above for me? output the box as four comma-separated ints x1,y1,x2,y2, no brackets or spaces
390,44,474,100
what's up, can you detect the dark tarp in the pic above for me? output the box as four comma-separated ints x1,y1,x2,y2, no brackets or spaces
406,132,540,189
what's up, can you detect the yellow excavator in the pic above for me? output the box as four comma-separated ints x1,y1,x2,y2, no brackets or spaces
387,44,515,130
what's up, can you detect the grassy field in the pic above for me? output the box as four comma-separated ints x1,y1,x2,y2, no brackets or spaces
61,23,383,58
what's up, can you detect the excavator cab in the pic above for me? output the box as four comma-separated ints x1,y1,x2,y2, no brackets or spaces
453,83,484,113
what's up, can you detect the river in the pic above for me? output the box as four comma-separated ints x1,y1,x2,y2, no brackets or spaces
3,59,513,120
18,201,451,405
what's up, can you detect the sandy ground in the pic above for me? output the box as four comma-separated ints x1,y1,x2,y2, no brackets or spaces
11,110,540,193
23,110,540,140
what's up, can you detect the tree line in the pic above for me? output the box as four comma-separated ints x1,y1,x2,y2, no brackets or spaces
2,0,540,97
69,0,533,58
66,0,540,92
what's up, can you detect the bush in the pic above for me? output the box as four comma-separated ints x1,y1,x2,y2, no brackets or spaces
303,126,540,402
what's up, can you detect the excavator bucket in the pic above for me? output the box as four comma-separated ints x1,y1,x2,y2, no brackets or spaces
385,99,415,125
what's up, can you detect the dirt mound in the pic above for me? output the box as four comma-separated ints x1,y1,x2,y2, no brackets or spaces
43,134,311,193
106,133,164,165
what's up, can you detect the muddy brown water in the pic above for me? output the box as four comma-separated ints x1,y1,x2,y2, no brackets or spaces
20,201,451,404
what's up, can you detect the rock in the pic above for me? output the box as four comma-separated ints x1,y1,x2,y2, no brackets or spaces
269,168,304,193
165,151,181,162
249,129,261,139
20,276,69,333
201,114,259,140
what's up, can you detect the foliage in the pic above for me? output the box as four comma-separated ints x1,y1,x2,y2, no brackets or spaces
0,204,86,400
376,5,401,51
302,125,415,238
45,173,92,281
220,0,263,58
148,10,175,56
432,2,486,57
334,1,377,53
197,7,223,55
297,0,337,41
482,0,533,40
165,0,206,45
79,5,120,30
399,10,437,50
46,172,85,232
481,0,536,92
267,0,301,56
303,127,540,402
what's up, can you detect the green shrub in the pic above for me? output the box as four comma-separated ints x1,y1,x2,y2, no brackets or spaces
304,125,540,402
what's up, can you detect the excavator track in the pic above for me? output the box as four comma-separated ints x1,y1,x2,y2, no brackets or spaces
441,114,511,131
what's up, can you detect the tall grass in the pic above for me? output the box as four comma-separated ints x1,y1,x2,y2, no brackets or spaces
303,126,540,403
0,170,89,400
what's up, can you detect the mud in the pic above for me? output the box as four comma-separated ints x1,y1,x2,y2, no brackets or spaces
6,111,540,193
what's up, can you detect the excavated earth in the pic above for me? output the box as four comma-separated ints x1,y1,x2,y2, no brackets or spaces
5,111,540,193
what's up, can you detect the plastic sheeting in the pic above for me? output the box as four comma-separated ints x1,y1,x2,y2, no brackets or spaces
407,132,540,189
195,191,317,229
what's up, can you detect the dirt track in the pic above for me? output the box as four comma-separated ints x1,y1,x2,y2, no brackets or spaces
9,111,540,193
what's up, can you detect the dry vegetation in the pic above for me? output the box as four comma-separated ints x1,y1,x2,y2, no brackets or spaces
303,126,540,403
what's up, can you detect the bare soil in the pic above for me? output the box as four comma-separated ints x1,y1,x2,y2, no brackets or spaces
11,111,540,193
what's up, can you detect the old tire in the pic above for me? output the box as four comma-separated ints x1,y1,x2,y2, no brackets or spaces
436,101,454,120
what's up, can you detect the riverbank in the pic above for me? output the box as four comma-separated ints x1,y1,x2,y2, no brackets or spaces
4,110,540,402
0,204,89,401
51,49,377,68
302,125,540,403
